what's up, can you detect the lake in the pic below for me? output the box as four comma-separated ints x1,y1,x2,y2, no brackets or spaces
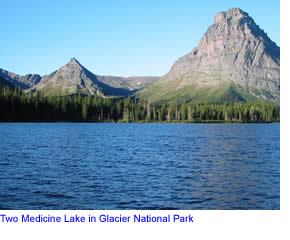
0,123,280,209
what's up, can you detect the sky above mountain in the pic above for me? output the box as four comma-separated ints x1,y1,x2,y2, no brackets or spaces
0,0,280,77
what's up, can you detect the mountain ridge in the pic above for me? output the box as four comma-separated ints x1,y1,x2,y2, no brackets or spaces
0,58,160,97
0,68,41,89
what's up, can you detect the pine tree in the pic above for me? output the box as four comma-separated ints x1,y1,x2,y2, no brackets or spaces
82,101,88,121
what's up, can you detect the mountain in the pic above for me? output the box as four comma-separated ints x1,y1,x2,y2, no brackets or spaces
0,58,159,96
31,58,133,96
137,8,280,104
0,68,41,89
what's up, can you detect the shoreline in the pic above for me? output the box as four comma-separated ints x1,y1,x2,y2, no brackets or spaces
0,121,280,124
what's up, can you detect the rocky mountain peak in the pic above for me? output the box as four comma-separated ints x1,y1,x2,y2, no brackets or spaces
214,8,249,24
62,57,83,71
171,8,280,75
139,8,280,103
69,57,81,65
38,58,94,89
196,8,272,54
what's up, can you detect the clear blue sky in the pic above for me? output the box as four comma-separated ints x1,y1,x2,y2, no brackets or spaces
0,0,280,77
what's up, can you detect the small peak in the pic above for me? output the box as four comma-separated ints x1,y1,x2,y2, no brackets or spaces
60,58,83,71
69,57,81,65
227,8,248,17
214,8,249,24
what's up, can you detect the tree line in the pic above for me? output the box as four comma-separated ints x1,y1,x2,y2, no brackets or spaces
0,87,280,122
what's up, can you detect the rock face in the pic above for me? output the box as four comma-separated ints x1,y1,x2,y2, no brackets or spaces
138,8,280,103
0,68,41,89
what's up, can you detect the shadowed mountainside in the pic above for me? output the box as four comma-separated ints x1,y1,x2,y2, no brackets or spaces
0,76,15,90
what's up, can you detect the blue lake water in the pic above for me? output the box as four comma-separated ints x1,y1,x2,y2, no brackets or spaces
0,123,280,210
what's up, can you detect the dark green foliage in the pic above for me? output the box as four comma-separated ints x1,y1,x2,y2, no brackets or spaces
0,87,280,123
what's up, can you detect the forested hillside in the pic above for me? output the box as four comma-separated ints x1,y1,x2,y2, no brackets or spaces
0,87,279,123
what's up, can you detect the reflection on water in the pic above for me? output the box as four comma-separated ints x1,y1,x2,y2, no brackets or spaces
0,123,279,209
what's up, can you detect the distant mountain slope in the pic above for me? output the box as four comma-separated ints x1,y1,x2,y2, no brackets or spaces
137,8,280,104
0,76,15,90
97,75,160,90
0,68,41,89
0,59,159,97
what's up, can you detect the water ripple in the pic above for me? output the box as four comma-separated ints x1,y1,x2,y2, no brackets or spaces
0,123,280,210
